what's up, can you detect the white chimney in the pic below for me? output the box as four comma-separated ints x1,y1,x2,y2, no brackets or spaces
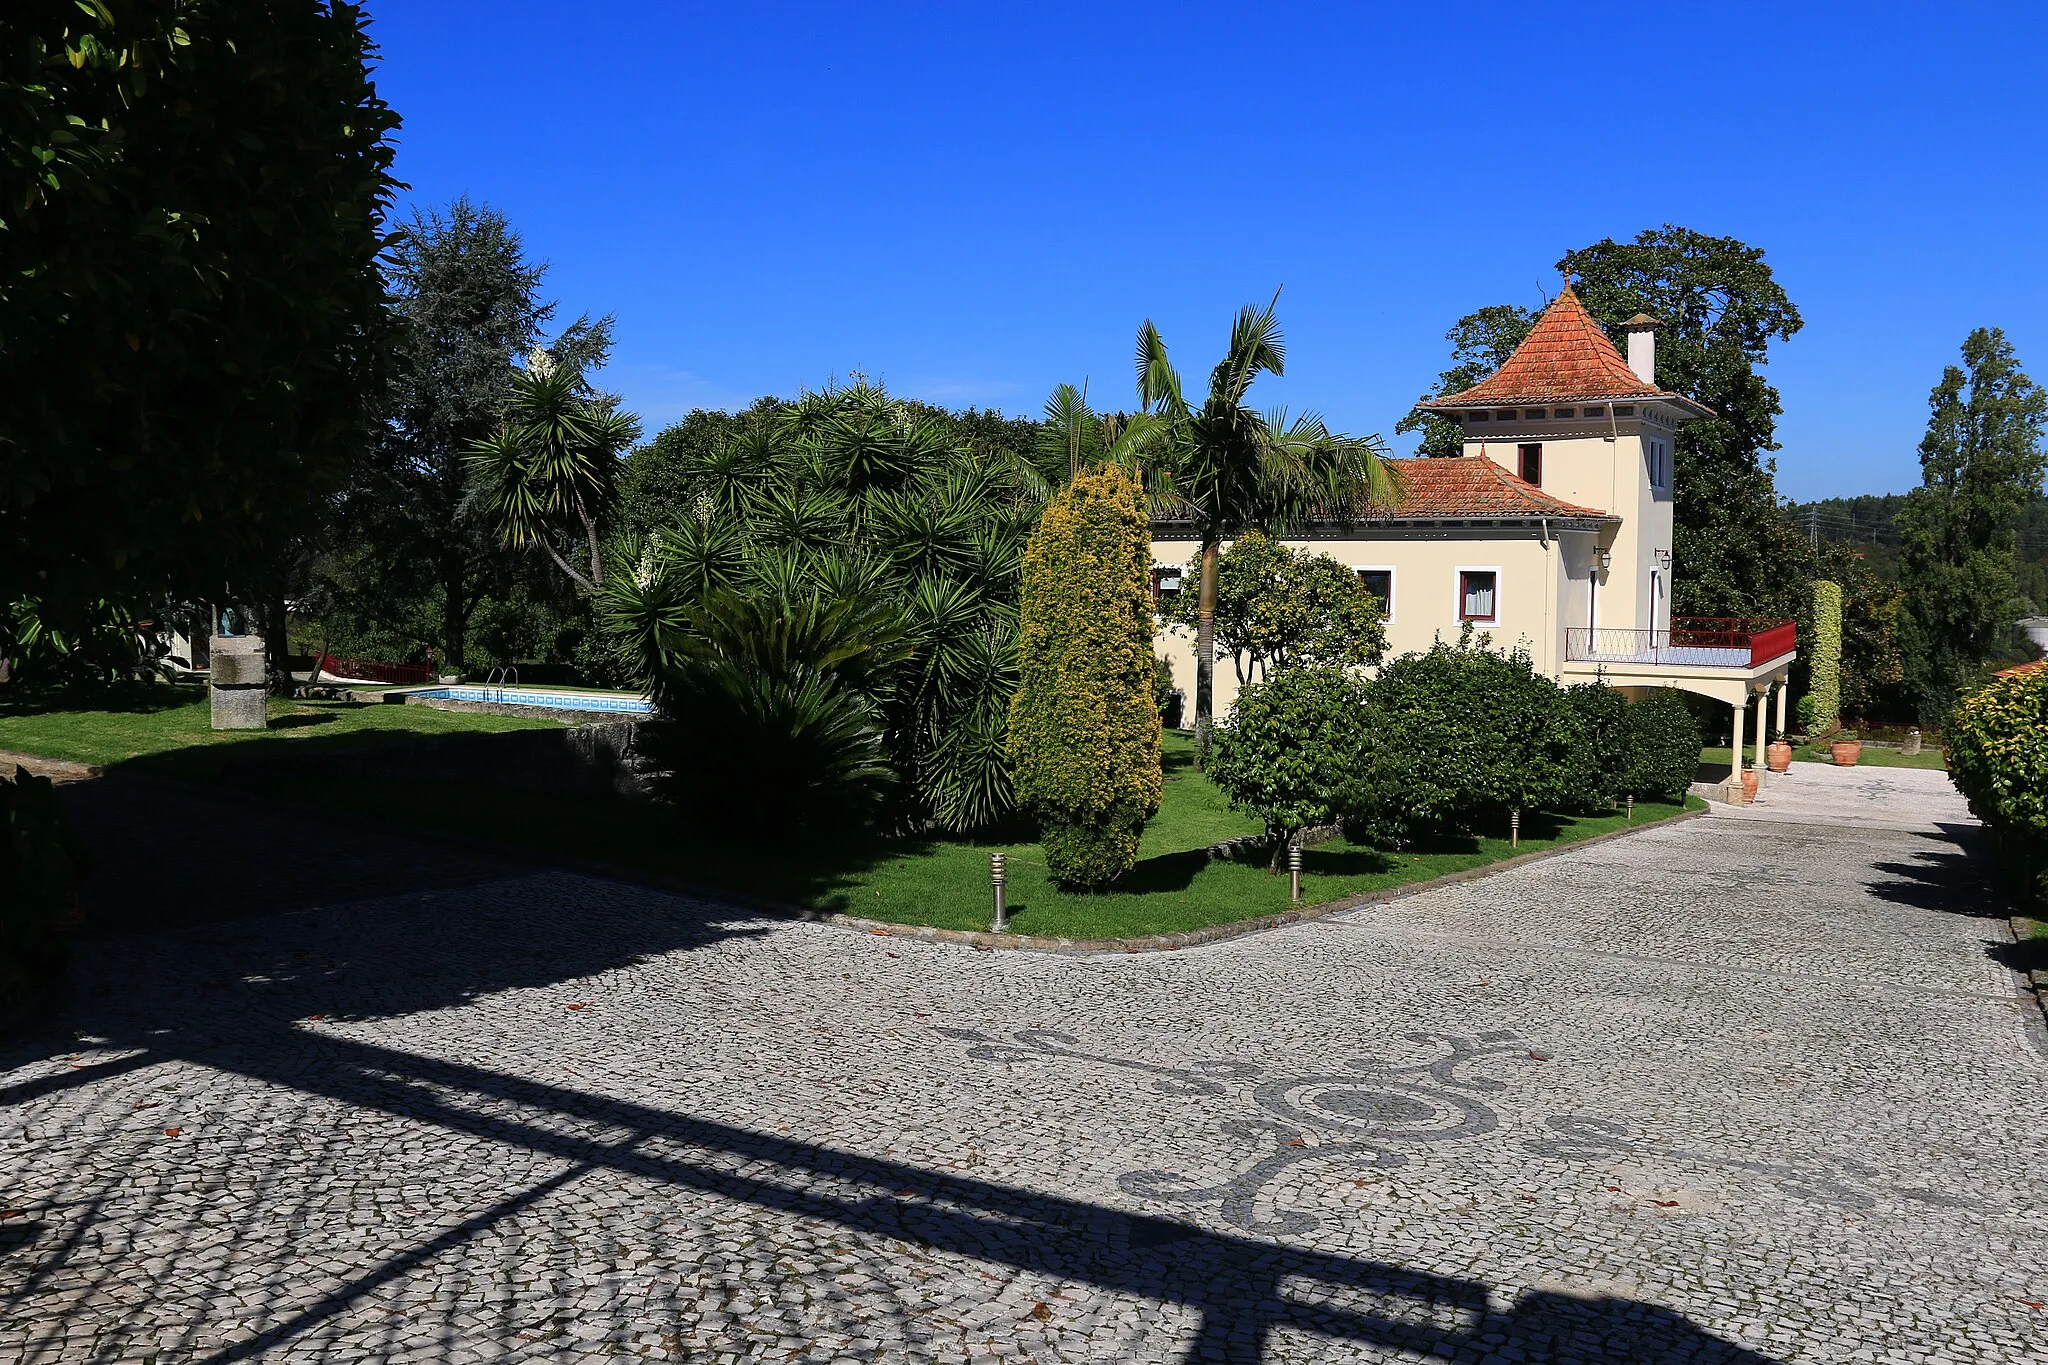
1622,314,1662,385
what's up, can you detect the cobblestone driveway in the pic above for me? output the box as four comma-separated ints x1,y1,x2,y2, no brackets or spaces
4,768,2043,1363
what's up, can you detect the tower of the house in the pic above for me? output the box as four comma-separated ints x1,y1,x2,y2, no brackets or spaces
1412,283,1712,633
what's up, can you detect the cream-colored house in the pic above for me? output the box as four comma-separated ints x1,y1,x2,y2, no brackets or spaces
1154,283,1796,800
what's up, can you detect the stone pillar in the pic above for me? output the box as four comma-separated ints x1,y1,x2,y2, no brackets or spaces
210,635,268,730
1725,693,1748,804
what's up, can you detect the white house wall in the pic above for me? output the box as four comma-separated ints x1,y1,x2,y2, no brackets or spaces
1152,524,1600,719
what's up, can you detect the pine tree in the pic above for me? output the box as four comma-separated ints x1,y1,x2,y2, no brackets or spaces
1897,328,2048,725
1006,464,1162,888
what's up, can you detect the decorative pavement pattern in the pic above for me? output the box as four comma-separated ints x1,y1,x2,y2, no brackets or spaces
3,765,2045,1363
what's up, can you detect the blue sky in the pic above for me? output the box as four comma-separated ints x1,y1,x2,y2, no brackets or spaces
369,1,2046,501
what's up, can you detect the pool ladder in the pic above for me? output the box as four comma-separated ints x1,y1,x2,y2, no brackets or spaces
483,665,518,702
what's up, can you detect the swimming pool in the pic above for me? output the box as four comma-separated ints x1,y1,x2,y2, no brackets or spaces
408,686,653,715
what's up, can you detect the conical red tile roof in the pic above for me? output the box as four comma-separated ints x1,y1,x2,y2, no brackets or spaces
1415,286,1701,410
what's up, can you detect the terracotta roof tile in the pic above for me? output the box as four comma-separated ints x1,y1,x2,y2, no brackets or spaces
1415,286,1695,410
1378,456,1612,521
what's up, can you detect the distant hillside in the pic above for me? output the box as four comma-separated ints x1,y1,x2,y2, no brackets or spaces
1786,492,2048,610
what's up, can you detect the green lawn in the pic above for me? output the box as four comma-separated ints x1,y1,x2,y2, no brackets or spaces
1699,742,1948,773
259,734,1700,939
0,683,560,772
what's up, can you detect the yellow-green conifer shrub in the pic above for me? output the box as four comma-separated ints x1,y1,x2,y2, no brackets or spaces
1810,580,1843,729
1006,463,1163,888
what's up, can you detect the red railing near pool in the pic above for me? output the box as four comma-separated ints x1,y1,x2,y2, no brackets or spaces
312,654,433,685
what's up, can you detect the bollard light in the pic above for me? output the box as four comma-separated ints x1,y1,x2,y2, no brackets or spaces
990,852,1008,934
1288,842,1302,905
1625,794,1634,824
1510,808,1521,849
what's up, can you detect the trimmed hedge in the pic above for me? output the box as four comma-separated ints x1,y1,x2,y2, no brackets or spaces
1623,688,1704,800
1810,579,1843,730
1558,681,1631,813
1007,464,1163,888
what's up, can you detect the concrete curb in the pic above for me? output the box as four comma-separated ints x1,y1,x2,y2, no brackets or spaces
2012,916,2048,1035
94,768,1704,957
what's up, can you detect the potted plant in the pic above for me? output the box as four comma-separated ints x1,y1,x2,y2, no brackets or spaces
1766,736,1793,772
1830,730,1861,766
1740,766,1760,801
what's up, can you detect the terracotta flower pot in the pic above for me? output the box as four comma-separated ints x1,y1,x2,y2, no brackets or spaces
1766,740,1793,773
1831,740,1862,766
1740,768,1760,801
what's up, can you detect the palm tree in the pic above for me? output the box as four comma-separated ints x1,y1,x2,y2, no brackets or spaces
1125,291,1396,764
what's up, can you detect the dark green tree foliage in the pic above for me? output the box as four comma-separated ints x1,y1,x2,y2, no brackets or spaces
605,381,1046,832
1209,666,1368,867
1347,637,1567,846
1556,683,1631,814
1897,328,2048,725
1007,464,1162,888
1622,689,1702,800
326,200,551,669
1,2,398,624
1564,228,1808,619
1160,531,1388,685
0,766,88,1011
1395,305,1535,457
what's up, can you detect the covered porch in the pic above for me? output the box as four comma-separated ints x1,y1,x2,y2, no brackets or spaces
1562,618,1798,804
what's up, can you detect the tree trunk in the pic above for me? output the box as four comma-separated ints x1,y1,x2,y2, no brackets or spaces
262,589,291,696
442,556,468,673
1194,538,1219,768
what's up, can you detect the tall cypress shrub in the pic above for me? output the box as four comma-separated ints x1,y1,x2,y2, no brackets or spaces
1007,464,1162,888
1810,580,1843,730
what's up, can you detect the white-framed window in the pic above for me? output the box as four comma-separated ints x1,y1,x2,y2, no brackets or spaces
1456,567,1501,625
1645,438,1671,490
1355,566,1395,622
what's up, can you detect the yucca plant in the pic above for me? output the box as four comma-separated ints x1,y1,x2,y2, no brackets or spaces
602,379,1047,833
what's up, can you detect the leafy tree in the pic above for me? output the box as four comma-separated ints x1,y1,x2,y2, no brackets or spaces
2,1,398,627
1161,531,1386,685
1209,666,1368,869
1947,663,2048,896
1348,636,1567,846
1395,305,1535,457
1121,292,1395,763
1818,544,1907,722
1897,327,2048,725
325,199,554,670
1622,689,1702,800
1563,228,1808,619
1007,464,1162,888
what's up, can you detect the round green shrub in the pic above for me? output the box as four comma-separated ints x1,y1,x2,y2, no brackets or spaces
1347,638,1567,846
1623,688,1703,800
1006,464,1163,889
1210,666,1369,865
1947,664,2048,846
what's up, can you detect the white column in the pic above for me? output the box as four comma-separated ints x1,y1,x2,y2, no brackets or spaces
1752,687,1768,775
1775,680,1789,739
1727,694,1747,802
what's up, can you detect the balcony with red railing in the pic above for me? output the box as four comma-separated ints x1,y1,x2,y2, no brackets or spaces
1565,617,1796,670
